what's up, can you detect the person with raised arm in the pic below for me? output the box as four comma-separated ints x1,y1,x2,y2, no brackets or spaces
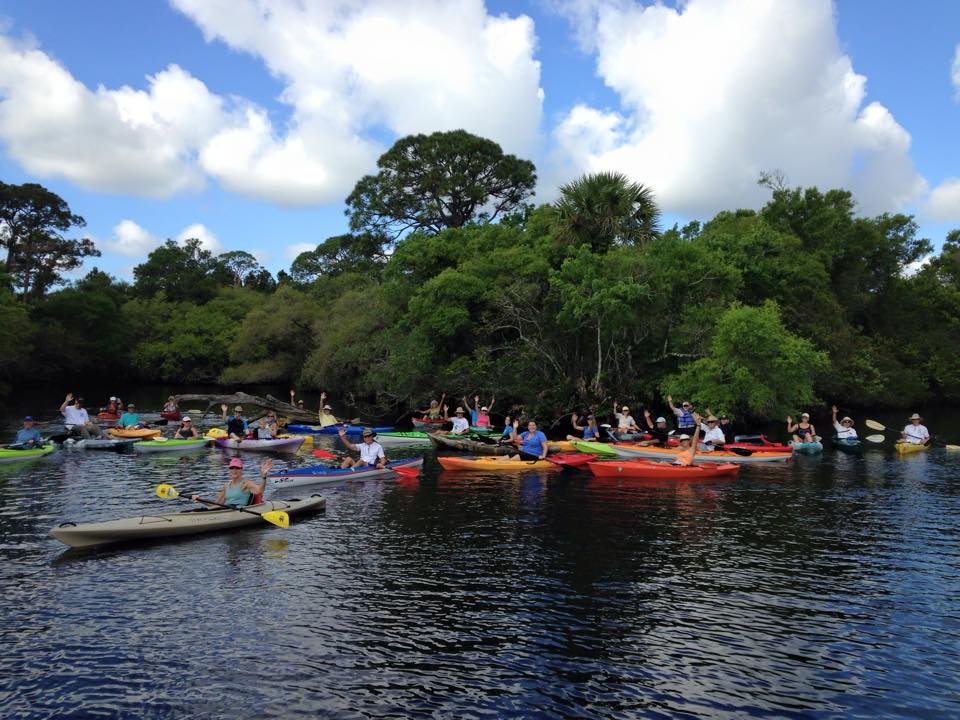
666,395,697,437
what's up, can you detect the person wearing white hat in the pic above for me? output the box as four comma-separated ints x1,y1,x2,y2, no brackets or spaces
612,400,639,432
462,394,496,428
449,407,470,435
786,412,817,444
317,391,340,428
830,405,858,440
641,409,671,446
698,415,726,449
174,415,199,439
901,413,930,445
666,395,698,436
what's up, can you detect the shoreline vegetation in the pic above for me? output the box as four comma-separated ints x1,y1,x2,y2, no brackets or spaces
2,130,959,422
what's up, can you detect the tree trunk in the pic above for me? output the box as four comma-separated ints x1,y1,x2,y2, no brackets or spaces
174,392,318,422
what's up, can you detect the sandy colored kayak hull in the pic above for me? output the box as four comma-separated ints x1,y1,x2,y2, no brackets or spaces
588,460,741,480
214,437,304,453
0,444,58,463
437,456,560,471
134,439,210,453
49,496,325,549
895,441,928,454
270,457,424,488
108,427,161,439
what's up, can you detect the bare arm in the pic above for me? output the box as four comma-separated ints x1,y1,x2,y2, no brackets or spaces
570,413,583,432
488,396,495,412
60,393,73,414
666,394,678,412
642,409,654,430
337,429,358,451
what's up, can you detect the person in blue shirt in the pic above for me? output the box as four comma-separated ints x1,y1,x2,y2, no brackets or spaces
221,404,249,440
14,416,44,448
566,413,600,442
498,415,515,443
118,403,142,428
509,419,549,461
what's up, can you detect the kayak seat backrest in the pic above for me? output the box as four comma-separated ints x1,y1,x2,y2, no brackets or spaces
250,493,263,505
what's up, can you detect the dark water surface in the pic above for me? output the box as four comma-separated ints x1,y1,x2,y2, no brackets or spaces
1,407,959,718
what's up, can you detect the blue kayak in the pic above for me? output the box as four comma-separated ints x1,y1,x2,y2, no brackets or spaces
269,457,423,487
286,424,395,435
789,439,824,454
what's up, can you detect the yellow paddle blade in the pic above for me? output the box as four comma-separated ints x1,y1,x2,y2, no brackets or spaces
155,483,180,499
260,510,289,529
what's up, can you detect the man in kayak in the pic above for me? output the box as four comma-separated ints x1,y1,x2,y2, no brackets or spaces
338,427,386,469
13,416,44,448
698,415,726,450
831,406,858,441
567,413,601,442
174,416,199,439
612,402,640,433
60,393,104,439
118,403,143,429
318,392,340,427
221,404,249,440
901,413,930,445
509,419,549,461
449,407,471,435
640,410,671,446
192,457,271,508
667,395,698,436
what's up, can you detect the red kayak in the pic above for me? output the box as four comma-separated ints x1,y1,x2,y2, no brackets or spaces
549,453,598,468
160,411,182,421
587,460,741,480
96,412,119,421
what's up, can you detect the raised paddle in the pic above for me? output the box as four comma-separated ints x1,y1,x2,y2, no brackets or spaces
155,484,289,528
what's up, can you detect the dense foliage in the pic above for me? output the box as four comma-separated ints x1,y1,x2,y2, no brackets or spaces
2,133,959,420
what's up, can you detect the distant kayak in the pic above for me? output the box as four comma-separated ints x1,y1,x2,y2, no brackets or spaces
270,457,424,488
587,460,741,480
437,456,560,472
604,443,792,464
67,438,140,451
49,495,326,549
96,412,119,421
134,438,209,454
108,427,161,439
412,417,446,429
789,440,823,454
0,444,57,464
570,440,619,457
377,431,432,446
160,411,182,421
285,424,394,435
214,437,304,454
429,434,511,455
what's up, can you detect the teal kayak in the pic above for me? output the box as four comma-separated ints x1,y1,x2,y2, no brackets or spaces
0,444,57,464
790,439,823,454
377,431,432,446
832,436,863,455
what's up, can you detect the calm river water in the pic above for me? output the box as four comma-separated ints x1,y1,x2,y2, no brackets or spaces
1,401,959,718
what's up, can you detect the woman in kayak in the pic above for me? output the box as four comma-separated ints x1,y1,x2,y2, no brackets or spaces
509,419,549,461
673,413,703,466
901,413,930,445
462,394,495,427
192,457,271,508
787,412,817,444
338,427,386,469
831,406,858,441
566,413,601,442
612,401,640,433
174,416,199,438
163,396,179,413
418,394,446,421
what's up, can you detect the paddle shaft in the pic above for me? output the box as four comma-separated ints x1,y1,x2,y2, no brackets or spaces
190,494,276,518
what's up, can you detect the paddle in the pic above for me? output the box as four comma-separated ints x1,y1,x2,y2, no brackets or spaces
865,434,886,443
155,484,289,528
867,418,959,450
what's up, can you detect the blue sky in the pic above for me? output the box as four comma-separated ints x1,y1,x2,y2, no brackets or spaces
1,0,958,280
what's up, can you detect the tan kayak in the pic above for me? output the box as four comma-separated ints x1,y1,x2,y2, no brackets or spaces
108,427,161,439
49,496,326,549
894,441,929,455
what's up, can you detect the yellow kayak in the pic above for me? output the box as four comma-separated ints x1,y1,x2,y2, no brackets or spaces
108,427,161,439
894,441,928,455
437,456,560,471
547,440,576,453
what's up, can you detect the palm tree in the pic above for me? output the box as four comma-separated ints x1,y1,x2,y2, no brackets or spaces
554,171,661,251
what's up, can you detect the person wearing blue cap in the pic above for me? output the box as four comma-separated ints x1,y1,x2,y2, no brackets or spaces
14,416,43,448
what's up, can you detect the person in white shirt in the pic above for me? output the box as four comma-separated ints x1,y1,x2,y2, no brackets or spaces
612,401,639,432
831,405,858,440
338,427,386,468
901,413,930,445
698,415,726,450
59,393,103,439
449,407,470,435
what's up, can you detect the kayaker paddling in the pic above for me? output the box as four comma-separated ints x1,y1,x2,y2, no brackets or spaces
787,412,817,444
901,413,930,445
192,457,271,508
338,427,387,469
567,413,601,442
509,419,549,461
175,416,199,439
831,406,858,440
667,396,698,437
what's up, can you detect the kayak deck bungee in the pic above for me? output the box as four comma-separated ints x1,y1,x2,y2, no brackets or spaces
606,443,792,464
214,437,304,454
270,457,424,487
49,495,326,549
436,456,561,471
895,441,928,455
832,436,863,455
587,460,741,480
789,439,824,454
108,427,161,439
0,444,58,463
134,438,210,454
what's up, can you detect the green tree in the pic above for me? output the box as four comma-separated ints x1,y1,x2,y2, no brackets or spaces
133,238,228,302
217,250,270,288
662,301,829,419
289,233,388,284
0,284,32,393
346,130,536,239
553,171,660,251
0,182,98,300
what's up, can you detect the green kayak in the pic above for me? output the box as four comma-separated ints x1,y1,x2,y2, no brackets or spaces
134,438,210,454
832,436,863,455
0,444,58,464
570,440,618,457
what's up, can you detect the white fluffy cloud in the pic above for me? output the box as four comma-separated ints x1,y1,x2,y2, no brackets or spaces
550,0,927,216
103,220,162,257
952,44,960,100
283,242,316,261
0,1,543,206
926,178,960,222
175,223,222,254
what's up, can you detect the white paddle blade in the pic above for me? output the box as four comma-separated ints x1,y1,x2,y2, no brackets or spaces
865,419,886,432
865,434,886,443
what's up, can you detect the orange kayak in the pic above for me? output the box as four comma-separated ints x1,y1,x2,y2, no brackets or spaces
588,460,741,480
108,427,161,439
437,456,560,471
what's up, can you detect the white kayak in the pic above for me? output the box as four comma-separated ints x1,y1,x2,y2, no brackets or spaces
214,437,304,454
134,438,210,454
49,495,326,549
66,438,141,451
270,457,424,488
